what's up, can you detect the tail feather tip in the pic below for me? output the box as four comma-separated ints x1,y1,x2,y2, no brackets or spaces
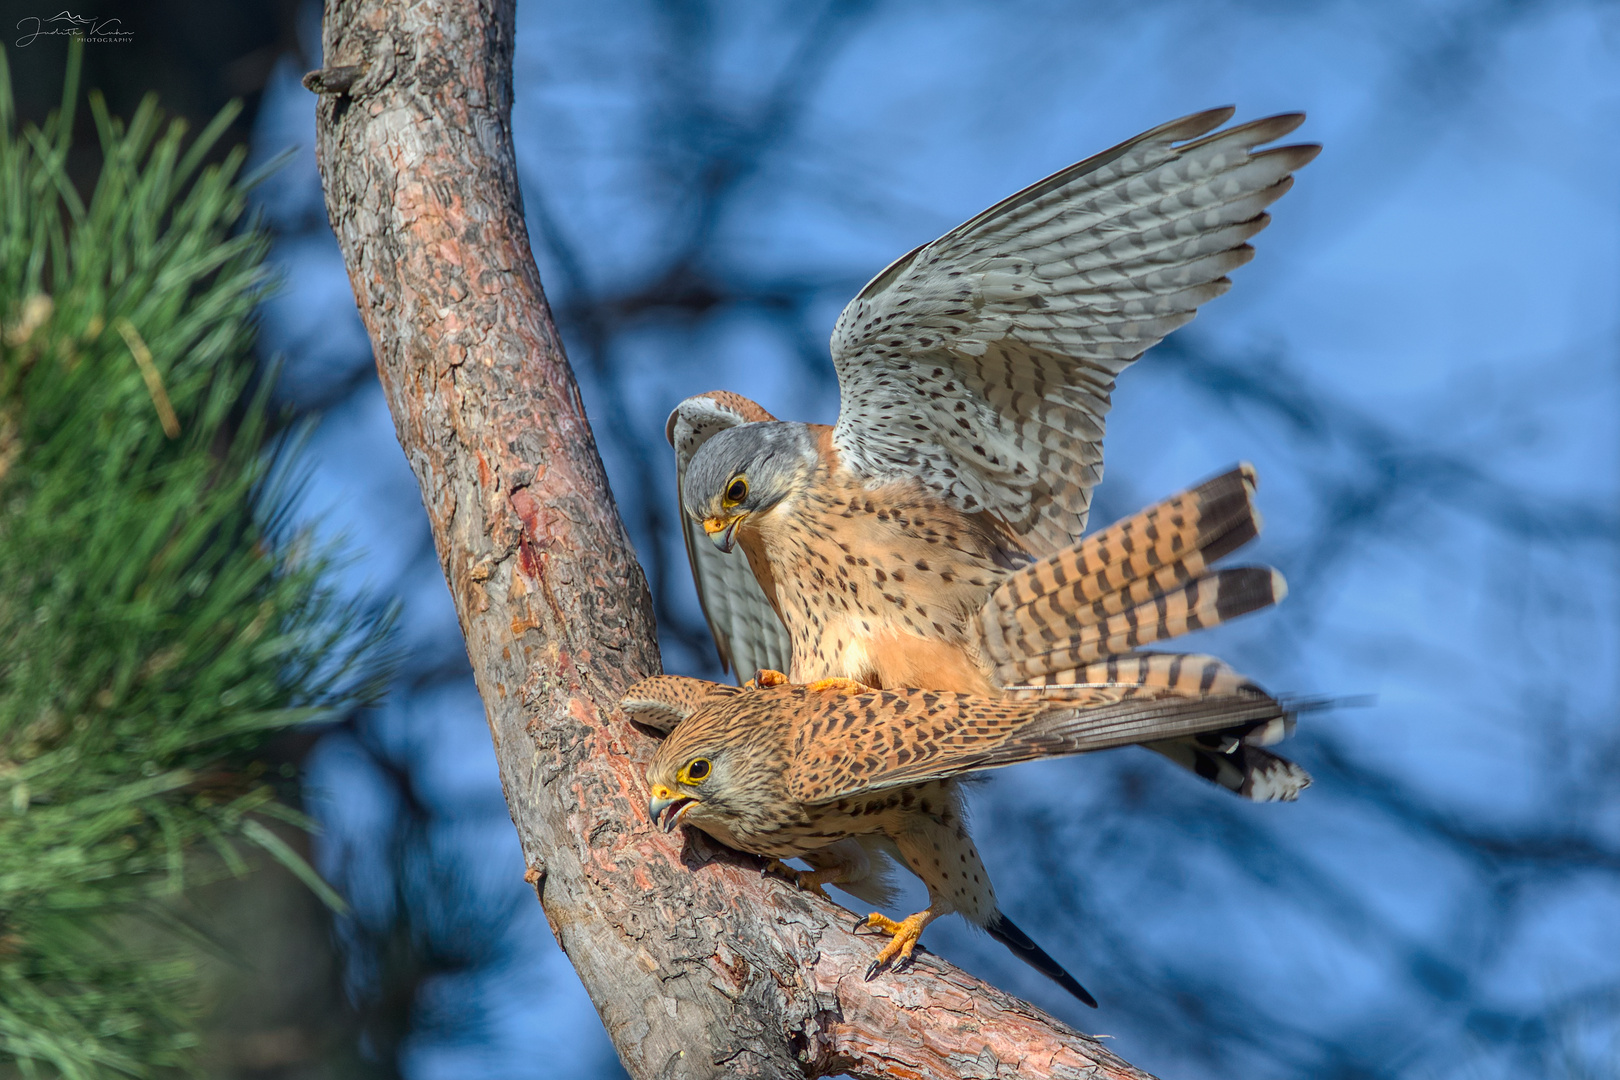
984,912,1098,1008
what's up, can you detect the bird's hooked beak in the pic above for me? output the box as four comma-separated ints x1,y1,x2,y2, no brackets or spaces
648,783,696,832
702,514,744,553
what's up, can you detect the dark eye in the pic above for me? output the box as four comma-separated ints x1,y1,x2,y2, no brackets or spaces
684,758,711,782
724,478,747,505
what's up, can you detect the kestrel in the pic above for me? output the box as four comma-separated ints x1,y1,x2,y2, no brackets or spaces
626,675,1296,1006
666,108,1316,800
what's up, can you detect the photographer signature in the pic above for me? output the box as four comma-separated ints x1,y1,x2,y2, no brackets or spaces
16,11,129,47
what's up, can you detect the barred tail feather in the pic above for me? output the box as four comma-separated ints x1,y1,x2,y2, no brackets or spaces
974,467,1304,802
978,466,1278,684
1144,739,1312,802
986,566,1286,686
983,464,1259,624
1000,652,1259,698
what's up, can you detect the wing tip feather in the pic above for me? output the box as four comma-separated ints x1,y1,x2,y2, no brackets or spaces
1181,110,1308,150
1269,567,1288,605
1252,142,1323,170
1162,105,1238,142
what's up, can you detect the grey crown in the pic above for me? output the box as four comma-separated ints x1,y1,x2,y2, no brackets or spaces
681,422,818,520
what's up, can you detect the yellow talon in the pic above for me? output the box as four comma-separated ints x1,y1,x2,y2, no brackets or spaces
805,676,873,694
747,668,790,688
856,912,907,935
856,911,931,979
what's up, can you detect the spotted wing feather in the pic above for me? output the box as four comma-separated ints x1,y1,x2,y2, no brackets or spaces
787,688,1290,803
667,392,793,679
829,110,1319,555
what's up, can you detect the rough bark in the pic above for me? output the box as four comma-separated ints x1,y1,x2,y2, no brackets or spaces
309,2,1164,1077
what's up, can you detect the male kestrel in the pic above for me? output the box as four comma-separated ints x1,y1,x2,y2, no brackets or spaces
626,675,1296,1006
666,108,1316,800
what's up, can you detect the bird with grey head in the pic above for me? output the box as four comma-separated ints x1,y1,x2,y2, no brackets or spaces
682,422,818,552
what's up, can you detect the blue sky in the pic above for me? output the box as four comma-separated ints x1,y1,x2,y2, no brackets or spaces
251,2,1620,1076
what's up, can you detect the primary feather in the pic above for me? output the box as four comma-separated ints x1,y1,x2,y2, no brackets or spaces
828,110,1318,553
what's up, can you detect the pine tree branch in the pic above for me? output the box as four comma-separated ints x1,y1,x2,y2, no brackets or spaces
308,2,1161,1076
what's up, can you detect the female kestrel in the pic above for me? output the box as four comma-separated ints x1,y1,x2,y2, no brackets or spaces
666,108,1316,800
626,674,1296,1006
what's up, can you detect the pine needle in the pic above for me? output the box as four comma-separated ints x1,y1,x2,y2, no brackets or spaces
112,316,179,438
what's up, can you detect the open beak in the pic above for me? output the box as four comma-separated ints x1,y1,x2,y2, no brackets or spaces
702,514,743,553
648,785,696,832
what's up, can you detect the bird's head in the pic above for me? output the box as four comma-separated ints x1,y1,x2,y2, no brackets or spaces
681,422,815,553
646,753,722,835
645,699,785,836
646,725,736,835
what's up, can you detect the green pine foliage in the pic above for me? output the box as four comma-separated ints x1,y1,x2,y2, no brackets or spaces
0,45,392,1077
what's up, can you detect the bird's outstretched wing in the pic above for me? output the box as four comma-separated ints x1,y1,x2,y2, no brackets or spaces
787,687,1291,803
828,108,1319,556
666,392,793,679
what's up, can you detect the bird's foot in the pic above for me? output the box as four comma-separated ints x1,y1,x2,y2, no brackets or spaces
746,669,790,688
854,911,930,979
762,859,832,899
805,676,874,694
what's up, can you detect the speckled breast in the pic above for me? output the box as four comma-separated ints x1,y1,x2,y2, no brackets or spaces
751,472,1016,691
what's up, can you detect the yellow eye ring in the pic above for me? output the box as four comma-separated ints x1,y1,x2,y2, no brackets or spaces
722,477,748,507
679,758,712,784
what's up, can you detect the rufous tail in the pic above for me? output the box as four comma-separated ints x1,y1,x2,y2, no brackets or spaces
977,466,1309,801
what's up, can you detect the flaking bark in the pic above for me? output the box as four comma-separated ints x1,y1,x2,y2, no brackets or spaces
310,2,1165,1077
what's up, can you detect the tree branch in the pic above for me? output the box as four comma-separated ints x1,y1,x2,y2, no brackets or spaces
308,2,1162,1076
